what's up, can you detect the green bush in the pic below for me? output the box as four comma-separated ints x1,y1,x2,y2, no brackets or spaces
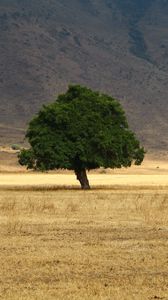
11,144,21,151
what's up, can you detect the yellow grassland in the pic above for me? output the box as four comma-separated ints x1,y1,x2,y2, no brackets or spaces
0,153,168,299
0,188,168,299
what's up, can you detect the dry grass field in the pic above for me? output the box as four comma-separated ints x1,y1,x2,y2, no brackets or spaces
0,153,168,299
0,187,168,300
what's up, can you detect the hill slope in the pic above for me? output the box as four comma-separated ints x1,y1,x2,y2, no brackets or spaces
0,0,168,155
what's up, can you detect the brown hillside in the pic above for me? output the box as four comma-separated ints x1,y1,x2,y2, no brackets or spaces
0,0,168,155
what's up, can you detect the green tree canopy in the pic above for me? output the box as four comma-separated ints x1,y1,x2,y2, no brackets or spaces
19,85,145,189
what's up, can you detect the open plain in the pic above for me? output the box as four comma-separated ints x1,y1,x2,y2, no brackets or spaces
0,154,168,299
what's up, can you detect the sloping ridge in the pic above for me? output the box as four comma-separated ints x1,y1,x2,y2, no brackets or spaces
0,0,168,156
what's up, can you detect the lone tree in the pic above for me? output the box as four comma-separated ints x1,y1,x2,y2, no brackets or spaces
18,85,145,189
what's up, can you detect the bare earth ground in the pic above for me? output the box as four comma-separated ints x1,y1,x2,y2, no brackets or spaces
0,150,168,299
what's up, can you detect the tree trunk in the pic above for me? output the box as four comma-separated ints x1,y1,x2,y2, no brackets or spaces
75,169,90,190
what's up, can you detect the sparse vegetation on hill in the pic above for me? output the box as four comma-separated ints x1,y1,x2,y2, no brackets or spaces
0,0,168,152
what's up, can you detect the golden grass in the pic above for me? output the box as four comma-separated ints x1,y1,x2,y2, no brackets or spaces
0,174,168,190
0,189,168,299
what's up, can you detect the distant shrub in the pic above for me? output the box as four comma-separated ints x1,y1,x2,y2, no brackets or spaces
99,168,107,174
11,144,21,151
